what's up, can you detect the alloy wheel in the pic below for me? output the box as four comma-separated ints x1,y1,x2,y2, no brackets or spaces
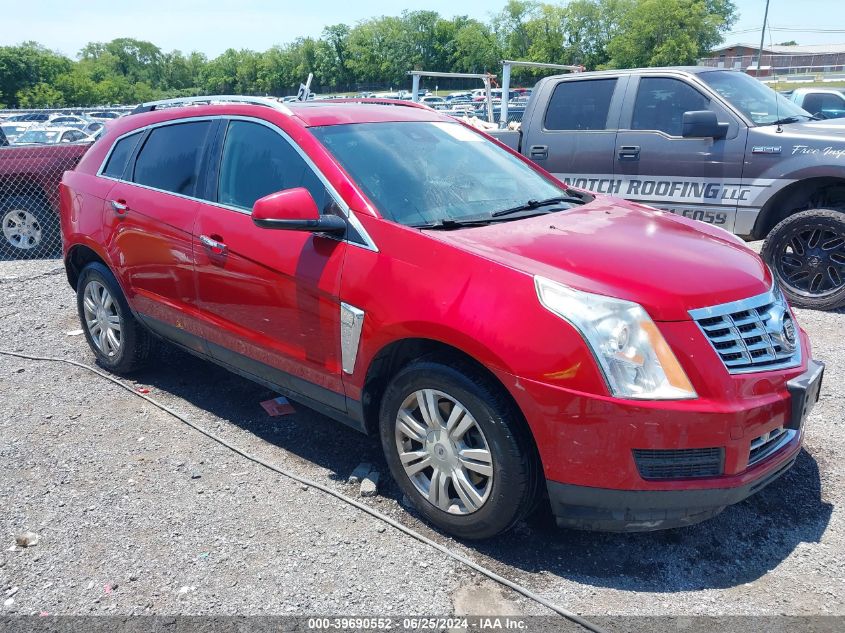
395,388,493,515
82,280,122,357
2,208,42,251
773,224,845,298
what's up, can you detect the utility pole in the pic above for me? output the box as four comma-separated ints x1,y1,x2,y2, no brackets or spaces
757,0,771,76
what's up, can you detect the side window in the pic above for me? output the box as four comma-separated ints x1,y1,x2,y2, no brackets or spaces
103,132,142,179
133,121,211,196
217,120,329,212
544,79,617,131
803,93,845,115
632,77,711,136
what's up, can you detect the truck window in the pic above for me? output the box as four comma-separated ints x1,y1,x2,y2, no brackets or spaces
544,79,617,131
631,78,710,136
802,92,845,115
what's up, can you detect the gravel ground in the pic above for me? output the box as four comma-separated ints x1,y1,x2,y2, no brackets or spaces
0,257,843,623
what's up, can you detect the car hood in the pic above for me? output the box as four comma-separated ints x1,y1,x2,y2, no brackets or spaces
773,117,845,141
424,197,772,321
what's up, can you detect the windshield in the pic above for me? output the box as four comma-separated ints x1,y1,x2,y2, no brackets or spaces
699,70,811,125
311,121,565,227
18,130,61,144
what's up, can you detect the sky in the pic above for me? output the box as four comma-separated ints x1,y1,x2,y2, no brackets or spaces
2,0,844,58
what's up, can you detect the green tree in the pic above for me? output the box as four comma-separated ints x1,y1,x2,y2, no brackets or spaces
606,0,736,68
0,42,71,107
17,82,64,107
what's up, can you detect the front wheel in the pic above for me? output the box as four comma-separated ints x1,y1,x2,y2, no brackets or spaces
761,208,845,311
379,358,538,539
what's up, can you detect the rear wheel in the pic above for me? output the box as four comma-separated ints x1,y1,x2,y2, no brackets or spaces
76,263,156,373
0,196,60,260
761,208,845,310
379,358,538,539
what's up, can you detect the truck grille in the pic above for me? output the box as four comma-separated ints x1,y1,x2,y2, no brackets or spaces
688,285,801,374
748,426,796,468
633,448,724,480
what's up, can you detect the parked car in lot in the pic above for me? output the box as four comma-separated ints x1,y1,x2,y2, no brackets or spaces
60,95,824,539
490,67,845,310
0,141,90,257
784,87,845,120
15,126,95,145
87,111,122,120
48,115,92,130
1,123,28,143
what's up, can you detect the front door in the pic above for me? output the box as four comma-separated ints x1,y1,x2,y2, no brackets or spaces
613,75,748,231
193,118,348,412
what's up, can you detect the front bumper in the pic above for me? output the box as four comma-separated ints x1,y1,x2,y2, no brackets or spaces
548,453,797,532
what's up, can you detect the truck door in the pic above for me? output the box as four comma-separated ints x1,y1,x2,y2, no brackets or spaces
613,75,747,231
521,76,627,196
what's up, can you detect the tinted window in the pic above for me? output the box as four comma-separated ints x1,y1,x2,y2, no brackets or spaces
217,120,328,211
544,79,617,130
103,132,142,179
133,121,211,196
632,78,711,135
803,92,845,115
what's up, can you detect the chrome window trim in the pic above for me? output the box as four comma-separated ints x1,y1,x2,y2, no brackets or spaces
689,283,802,375
339,303,366,374
95,114,379,253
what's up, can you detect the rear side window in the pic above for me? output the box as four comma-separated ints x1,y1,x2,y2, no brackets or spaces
632,77,710,136
803,92,845,115
103,132,142,179
544,79,617,130
217,120,328,211
133,121,211,196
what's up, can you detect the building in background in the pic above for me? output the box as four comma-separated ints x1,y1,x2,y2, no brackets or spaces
700,43,845,81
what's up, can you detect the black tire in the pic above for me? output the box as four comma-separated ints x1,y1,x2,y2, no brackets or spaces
76,263,156,373
379,357,539,540
0,195,61,260
761,208,845,311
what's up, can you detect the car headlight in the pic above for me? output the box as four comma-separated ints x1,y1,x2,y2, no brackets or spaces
535,276,696,400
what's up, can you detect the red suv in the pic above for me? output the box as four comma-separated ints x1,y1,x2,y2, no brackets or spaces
60,96,824,539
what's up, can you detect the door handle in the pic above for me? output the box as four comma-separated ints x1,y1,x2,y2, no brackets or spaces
529,144,548,160
618,145,640,161
199,234,228,256
109,199,129,216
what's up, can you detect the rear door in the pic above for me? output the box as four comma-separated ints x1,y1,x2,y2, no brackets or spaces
103,119,214,352
192,117,348,412
521,75,627,195
613,75,747,231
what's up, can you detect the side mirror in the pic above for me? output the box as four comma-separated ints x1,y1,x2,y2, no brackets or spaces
252,187,346,235
682,111,729,139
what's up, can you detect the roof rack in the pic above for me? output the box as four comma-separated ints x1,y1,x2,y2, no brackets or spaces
130,95,293,116
313,98,432,110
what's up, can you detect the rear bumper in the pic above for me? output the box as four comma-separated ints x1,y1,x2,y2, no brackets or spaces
548,453,797,532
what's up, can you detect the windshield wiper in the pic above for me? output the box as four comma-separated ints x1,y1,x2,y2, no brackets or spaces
409,218,493,230
765,114,817,126
491,196,585,218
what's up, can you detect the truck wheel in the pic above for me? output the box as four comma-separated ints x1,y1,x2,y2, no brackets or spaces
76,263,156,373
761,208,845,311
0,195,60,260
379,358,538,540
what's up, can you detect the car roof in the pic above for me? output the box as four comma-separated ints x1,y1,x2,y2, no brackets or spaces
115,99,450,133
546,66,726,80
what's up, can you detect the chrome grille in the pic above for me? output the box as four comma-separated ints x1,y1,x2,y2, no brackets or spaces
748,426,796,467
689,286,801,374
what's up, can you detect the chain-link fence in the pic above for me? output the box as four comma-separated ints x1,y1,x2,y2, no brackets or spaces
0,142,89,260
